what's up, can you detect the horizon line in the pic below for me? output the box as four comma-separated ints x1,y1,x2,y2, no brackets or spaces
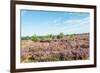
21,32,89,37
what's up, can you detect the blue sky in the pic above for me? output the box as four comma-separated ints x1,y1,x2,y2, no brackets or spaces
21,10,90,36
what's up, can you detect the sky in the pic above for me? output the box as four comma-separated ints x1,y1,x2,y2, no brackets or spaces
21,10,90,36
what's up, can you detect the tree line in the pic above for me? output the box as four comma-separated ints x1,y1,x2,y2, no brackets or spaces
21,32,65,42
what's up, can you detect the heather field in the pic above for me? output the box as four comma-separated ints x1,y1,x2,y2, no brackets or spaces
21,33,89,63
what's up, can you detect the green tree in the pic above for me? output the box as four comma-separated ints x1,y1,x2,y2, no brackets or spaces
31,34,39,42
21,36,30,40
57,32,64,39
46,34,53,40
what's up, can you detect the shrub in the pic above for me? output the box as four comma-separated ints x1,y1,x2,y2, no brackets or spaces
57,32,64,39
21,36,30,40
31,34,39,42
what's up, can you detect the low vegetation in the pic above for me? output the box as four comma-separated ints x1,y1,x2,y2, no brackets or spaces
21,33,89,63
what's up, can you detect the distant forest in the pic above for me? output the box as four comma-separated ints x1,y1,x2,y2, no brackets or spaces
21,32,89,42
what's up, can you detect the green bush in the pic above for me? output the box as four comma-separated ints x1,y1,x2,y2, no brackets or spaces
21,36,30,40
31,34,39,42
57,32,64,39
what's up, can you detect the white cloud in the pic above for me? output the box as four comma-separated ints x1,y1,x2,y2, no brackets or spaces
63,17,89,26
52,15,90,28
52,17,90,34
53,17,62,25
